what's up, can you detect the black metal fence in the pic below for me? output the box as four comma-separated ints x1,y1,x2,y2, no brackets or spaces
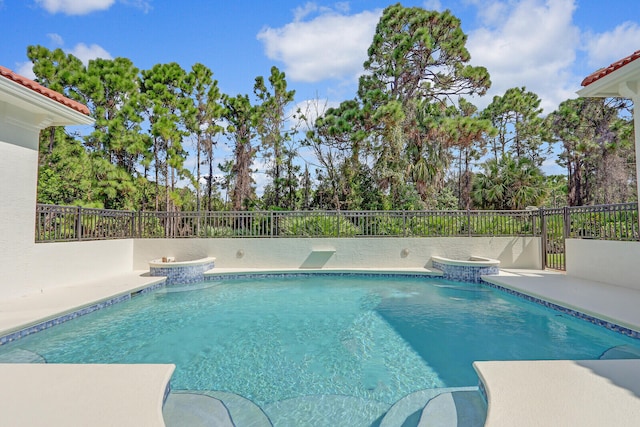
35,204,541,240
540,203,638,270
35,203,639,271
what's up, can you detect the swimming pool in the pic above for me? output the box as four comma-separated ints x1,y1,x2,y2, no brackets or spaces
1,274,638,425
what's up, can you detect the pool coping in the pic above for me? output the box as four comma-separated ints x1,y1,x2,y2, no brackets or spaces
0,272,166,345
0,363,175,427
474,359,640,427
482,269,640,337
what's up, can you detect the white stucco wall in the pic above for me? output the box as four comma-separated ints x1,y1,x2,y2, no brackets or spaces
566,238,640,291
133,236,541,270
0,114,44,297
0,73,132,299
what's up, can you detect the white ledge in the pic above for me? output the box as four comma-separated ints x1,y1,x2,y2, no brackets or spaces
149,257,215,268
431,255,500,267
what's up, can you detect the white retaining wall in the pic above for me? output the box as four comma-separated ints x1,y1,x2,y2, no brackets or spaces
566,239,640,291
133,236,541,270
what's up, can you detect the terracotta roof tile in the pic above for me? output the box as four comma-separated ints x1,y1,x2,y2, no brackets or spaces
0,65,90,116
581,50,640,87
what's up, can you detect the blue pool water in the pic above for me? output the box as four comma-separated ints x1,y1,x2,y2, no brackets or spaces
1,275,638,407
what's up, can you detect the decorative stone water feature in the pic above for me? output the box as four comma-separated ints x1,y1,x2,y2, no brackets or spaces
431,256,500,283
149,257,215,285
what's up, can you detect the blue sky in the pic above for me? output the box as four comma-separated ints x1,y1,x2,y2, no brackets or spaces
2,0,640,183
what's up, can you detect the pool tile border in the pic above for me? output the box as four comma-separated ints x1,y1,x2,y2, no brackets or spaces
0,282,165,346
204,271,439,281
481,279,640,339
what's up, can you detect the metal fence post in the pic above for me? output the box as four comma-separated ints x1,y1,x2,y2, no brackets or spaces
563,206,571,239
76,206,82,241
270,211,274,237
403,211,408,237
467,209,471,237
540,208,547,269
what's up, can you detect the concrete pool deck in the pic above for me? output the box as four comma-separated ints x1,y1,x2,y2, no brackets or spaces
1,268,640,426
475,359,640,427
0,363,175,427
0,271,165,336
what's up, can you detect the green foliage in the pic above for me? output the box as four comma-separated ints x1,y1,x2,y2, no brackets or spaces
568,209,638,240
223,93,259,211
472,155,547,210
37,130,139,209
203,226,235,237
482,86,547,165
547,97,635,206
278,214,359,237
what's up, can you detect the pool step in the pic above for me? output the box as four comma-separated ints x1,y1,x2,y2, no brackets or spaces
263,395,389,427
417,391,486,426
600,344,640,360
163,390,272,427
379,387,485,427
0,348,46,363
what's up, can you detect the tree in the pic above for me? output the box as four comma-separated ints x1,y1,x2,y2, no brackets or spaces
443,99,494,209
223,94,259,210
184,63,224,212
79,57,146,174
472,155,546,210
37,128,137,209
306,98,374,209
482,86,547,165
27,45,85,154
254,66,296,209
357,4,491,207
547,97,634,206
139,63,191,211
359,4,491,107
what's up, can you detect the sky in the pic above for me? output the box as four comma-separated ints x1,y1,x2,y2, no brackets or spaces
2,0,640,185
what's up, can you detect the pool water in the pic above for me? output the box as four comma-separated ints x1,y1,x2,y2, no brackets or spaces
1,275,638,407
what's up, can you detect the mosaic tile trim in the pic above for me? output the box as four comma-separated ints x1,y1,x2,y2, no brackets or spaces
0,282,165,346
151,261,215,285
481,280,640,339
204,271,441,282
432,260,499,283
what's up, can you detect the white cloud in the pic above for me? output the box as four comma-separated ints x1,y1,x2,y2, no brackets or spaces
35,0,115,15
69,43,113,64
16,62,36,79
120,0,152,13
472,0,509,27
584,21,640,69
288,98,339,131
422,0,442,12
467,0,580,113
257,6,381,83
47,33,64,46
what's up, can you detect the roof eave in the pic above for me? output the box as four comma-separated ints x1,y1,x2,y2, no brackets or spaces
0,76,94,127
578,59,640,99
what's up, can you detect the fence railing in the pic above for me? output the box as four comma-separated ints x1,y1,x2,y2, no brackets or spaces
565,203,639,241
35,204,541,241
34,203,639,242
